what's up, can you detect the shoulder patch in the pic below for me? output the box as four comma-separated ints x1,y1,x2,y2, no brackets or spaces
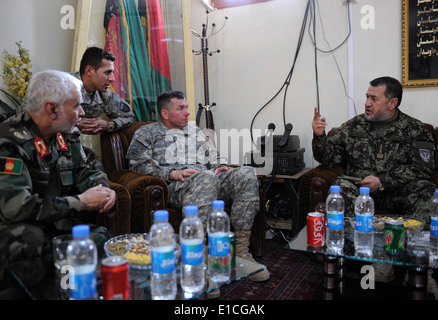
0,157,23,175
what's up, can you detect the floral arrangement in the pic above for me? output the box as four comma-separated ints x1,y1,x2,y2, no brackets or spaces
2,41,32,100
0,41,32,120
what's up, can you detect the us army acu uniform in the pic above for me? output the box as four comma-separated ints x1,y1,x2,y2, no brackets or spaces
126,122,259,231
313,110,436,222
72,72,135,132
0,112,111,287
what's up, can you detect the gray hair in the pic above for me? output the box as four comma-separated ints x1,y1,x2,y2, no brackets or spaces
25,70,82,113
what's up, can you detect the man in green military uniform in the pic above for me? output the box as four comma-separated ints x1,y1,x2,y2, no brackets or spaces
74,47,135,134
126,90,270,285
312,76,436,221
0,70,116,292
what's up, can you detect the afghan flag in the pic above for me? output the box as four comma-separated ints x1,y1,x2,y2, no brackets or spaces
138,0,172,120
104,0,172,122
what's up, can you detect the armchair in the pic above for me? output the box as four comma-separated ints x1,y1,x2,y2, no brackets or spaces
298,123,438,218
101,122,173,233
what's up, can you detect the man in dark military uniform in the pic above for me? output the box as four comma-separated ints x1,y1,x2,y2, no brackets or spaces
73,47,135,134
126,90,269,284
312,76,436,222
0,70,116,292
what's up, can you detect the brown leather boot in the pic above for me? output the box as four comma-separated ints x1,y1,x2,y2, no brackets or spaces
234,230,270,282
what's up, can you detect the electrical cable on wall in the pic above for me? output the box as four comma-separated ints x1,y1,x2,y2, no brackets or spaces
250,0,354,145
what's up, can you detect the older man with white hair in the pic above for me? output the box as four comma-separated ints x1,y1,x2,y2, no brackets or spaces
0,70,115,293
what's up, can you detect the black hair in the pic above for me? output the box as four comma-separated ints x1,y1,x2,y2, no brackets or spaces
369,76,403,108
79,47,115,76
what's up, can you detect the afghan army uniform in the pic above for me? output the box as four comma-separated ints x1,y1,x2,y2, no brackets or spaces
313,110,436,222
0,112,111,287
72,72,135,132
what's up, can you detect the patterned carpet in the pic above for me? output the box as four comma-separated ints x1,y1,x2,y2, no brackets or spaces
219,236,323,300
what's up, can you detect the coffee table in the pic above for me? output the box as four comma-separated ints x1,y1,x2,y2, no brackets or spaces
285,224,437,300
129,256,266,300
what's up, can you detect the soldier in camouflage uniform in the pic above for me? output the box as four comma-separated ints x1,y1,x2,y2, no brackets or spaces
0,70,116,290
127,90,269,282
74,47,135,134
312,76,436,222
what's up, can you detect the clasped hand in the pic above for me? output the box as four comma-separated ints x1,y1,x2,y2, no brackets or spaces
78,184,116,213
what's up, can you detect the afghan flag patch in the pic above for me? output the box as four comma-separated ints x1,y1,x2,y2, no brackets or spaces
0,157,23,175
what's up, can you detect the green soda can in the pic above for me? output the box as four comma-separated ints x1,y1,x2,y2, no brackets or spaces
229,232,235,269
384,220,405,255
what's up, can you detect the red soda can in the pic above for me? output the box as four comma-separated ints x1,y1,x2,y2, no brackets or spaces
101,256,130,300
307,212,325,247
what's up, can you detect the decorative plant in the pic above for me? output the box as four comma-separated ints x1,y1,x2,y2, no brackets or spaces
0,41,32,119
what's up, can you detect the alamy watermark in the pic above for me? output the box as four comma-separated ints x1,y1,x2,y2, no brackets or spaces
60,5,75,30
60,4,375,31
158,126,274,175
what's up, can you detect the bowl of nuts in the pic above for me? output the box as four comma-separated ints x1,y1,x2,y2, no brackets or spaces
104,233,151,269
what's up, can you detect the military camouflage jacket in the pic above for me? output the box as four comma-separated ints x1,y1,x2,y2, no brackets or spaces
312,110,435,191
126,122,228,182
0,112,109,226
72,72,136,132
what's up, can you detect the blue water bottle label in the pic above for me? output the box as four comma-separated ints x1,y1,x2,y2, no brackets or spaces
327,212,344,230
181,240,203,265
355,215,373,232
70,269,97,300
208,233,230,257
431,217,438,237
151,246,175,274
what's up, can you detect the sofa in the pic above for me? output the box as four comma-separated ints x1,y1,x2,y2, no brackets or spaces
298,123,438,219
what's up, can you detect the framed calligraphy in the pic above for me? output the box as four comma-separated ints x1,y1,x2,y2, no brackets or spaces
402,0,438,87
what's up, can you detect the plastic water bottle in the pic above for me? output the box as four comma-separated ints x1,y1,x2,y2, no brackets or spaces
149,210,177,300
430,189,438,262
207,200,231,283
326,185,345,252
179,205,205,293
67,224,98,300
354,187,375,254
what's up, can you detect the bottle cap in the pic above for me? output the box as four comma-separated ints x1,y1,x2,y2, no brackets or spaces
359,187,370,194
330,185,340,193
154,210,169,221
212,200,225,210
184,205,198,216
72,224,90,239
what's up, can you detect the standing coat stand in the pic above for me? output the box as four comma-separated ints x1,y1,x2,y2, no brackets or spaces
192,11,228,130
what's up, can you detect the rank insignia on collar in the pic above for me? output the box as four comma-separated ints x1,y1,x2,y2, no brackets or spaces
57,132,68,150
34,136,49,158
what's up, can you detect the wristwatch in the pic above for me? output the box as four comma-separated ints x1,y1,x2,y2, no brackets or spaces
107,121,116,132
378,182,384,191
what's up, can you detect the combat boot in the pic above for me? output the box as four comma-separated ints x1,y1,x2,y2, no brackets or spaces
234,230,270,282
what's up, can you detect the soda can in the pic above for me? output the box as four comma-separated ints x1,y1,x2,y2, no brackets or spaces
384,220,405,255
101,256,130,300
307,212,325,247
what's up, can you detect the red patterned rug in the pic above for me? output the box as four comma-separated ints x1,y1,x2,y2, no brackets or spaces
219,238,323,300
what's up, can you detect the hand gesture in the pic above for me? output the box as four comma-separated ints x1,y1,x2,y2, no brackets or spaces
312,107,327,136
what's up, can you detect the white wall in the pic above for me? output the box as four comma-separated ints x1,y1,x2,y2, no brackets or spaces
0,0,76,88
190,0,438,167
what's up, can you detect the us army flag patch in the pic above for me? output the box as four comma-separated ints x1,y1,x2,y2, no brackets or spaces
0,157,23,175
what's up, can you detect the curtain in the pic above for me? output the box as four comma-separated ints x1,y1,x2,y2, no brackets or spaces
104,0,172,122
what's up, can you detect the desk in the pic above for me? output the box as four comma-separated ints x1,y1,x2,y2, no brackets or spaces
286,225,437,300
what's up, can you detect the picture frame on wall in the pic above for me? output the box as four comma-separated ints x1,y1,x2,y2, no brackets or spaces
402,0,438,87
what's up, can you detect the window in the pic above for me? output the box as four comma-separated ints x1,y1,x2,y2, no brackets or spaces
212,0,274,9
